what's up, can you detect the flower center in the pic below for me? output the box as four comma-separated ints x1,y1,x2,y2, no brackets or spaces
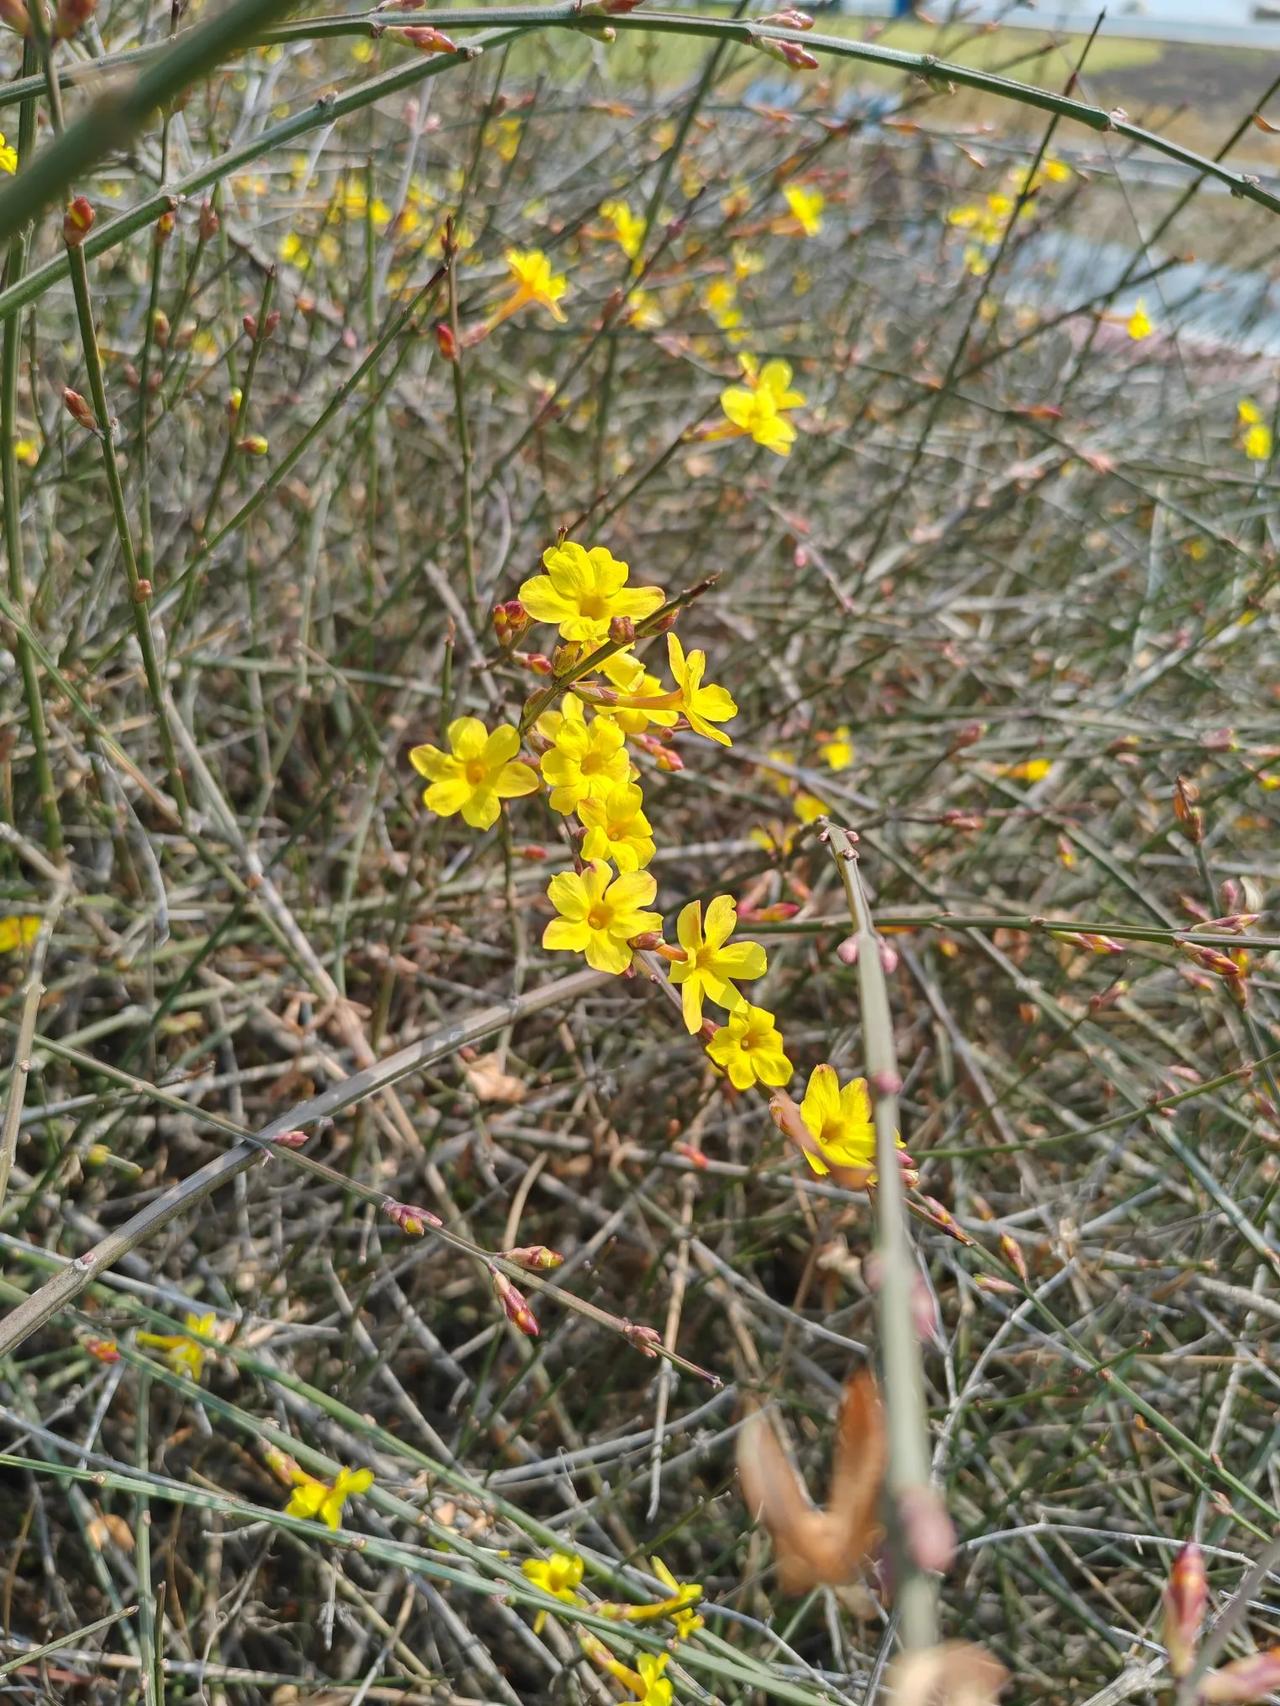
606,822,626,840
464,760,488,786
587,904,613,930
581,751,606,776
578,592,608,619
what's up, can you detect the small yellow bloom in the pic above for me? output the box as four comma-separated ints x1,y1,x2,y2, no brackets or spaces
0,133,15,175
600,197,646,260
410,718,538,831
819,724,854,770
670,895,766,1032
996,757,1052,783
667,632,738,746
798,1065,880,1178
652,1556,705,1640
522,1550,584,1633
707,1004,792,1091
1127,298,1153,341
782,182,824,236
492,247,568,326
1240,401,1272,462
542,862,661,975
285,1464,374,1531
632,1653,673,1706
137,1311,218,1381
13,437,37,465
732,243,764,280
0,915,40,954
540,696,631,815
578,781,655,871
718,358,805,457
520,540,665,644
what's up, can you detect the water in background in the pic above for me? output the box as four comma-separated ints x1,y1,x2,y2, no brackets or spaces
841,1,1280,49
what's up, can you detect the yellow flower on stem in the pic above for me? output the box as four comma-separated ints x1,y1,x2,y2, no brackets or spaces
797,1065,905,1182
1239,399,1272,463
819,724,855,770
137,1311,218,1381
652,1556,704,1639
600,197,646,260
543,862,662,975
519,540,665,644
599,650,678,735
522,1550,584,1633
540,696,631,814
578,781,656,871
0,133,15,175
706,1004,792,1090
631,1653,673,1705
667,633,738,745
409,718,539,831
718,358,805,457
1127,298,1153,341
0,915,40,954
285,1463,374,1531
490,247,568,327
670,894,766,1032
782,182,824,236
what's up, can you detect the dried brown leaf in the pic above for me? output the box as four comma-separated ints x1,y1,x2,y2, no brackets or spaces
462,1052,527,1104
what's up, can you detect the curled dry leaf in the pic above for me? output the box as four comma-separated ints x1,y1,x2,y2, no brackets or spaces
462,1051,527,1104
887,1641,1008,1706
738,1368,886,1593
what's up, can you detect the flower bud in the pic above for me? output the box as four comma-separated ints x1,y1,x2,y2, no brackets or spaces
151,309,170,347
974,1274,1020,1296
918,1196,976,1247
897,1485,956,1573
502,1244,563,1270
384,1200,442,1236
237,435,269,457
198,200,220,241
397,24,459,52
519,652,554,677
951,720,986,750
1174,775,1203,842
552,641,583,676
623,1321,662,1356
63,195,95,247
517,844,549,861
629,930,665,950
54,0,95,37
1199,1651,1280,1702
879,939,899,974
492,599,530,647
0,0,30,34
271,1129,309,1148
836,934,859,965
752,31,819,68
608,615,635,646
226,387,243,420
434,320,458,361
492,1268,538,1336
154,209,175,244
998,1232,1029,1284
1163,1540,1207,1678
82,1336,120,1363
63,387,97,432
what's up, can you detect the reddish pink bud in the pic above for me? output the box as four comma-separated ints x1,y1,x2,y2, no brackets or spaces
898,1485,956,1573
384,1200,442,1237
62,195,95,247
623,1321,662,1356
1174,775,1204,842
434,320,458,362
398,25,459,53
502,1245,563,1271
941,810,986,831
974,1274,1021,1296
601,0,647,11
63,387,97,432
879,940,899,974
869,1069,902,1098
628,930,664,951
952,721,987,749
492,1268,539,1336
1164,1541,1207,1678
492,599,530,647
608,615,636,646
999,1233,1029,1285
1199,1651,1280,1702
918,1196,976,1247
83,1336,120,1363
652,744,685,773
198,200,220,241
271,1129,309,1148
154,209,175,244
740,901,799,923
674,1141,709,1169
519,652,554,677
54,0,95,37
517,844,549,861
836,935,859,965
237,435,269,457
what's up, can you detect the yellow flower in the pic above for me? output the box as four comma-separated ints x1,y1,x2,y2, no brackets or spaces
626,287,663,329
732,243,764,280
1240,401,1272,462
798,1065,903,1180
492,247,568,325
1127,298,1153,341
137,1311,218,1381
0,133,15,175
670,894,766,1032
522,1550,584,1633
519,540,665,644
540,696,631,814
819,724,854,770
632,1653,673,1706
653,1556,704,1640
705,277,744,341
793,791,829,824
285,1464,374,1531
598,650,678,735
578,781,655,871
600,197,646,260
667,632,738,745
707,1003,792,1091
783,182,824,236
0,915,40,954
996,757,1052,783
13,438,37,465
410,718,539,831
542,862,661,975
718,358,804,457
